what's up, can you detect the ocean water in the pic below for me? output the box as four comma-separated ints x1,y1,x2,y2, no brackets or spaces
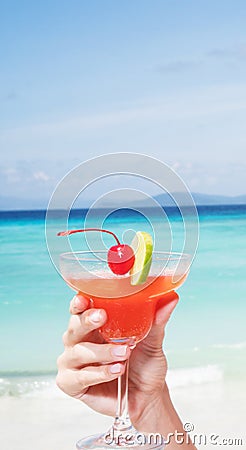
0,205,245,396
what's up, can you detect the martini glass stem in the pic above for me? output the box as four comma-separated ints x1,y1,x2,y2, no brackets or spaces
116,359,130,425
112,359,134,443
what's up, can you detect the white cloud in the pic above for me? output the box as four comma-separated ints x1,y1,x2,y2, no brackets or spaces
3,168,20,183
157,60,201,73
207,44,246,61
33,171,50,182
1,82,246,141
156,43,246,75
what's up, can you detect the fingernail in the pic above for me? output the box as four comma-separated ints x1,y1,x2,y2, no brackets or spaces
112,345,127,357
89,310,102,323
74,296,81,308
110,363,122,374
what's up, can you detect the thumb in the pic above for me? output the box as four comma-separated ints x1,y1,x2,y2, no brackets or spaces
154,295,179,326
143,293,179,347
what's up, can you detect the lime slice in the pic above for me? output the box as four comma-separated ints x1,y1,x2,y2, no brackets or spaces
130,231,153,285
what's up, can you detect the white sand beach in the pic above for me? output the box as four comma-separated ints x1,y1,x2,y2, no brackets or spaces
1,376,245,450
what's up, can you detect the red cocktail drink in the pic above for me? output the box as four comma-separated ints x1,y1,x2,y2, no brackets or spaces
67,275,184,343
62,252,188,345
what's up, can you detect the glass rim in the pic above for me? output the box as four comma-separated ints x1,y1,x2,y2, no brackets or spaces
60,250,191,262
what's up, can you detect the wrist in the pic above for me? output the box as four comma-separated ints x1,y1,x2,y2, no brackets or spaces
131,384,173,433
132,384,196,449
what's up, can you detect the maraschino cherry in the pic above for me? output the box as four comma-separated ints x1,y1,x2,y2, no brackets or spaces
57,228,135,275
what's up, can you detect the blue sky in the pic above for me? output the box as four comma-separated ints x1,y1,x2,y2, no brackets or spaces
0,0,246,204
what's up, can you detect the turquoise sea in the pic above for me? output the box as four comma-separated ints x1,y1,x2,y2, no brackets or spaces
0,205,246,396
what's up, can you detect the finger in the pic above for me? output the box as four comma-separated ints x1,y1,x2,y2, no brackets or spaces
69,294,89,315
56,363,125,397
154,292,179,326
58,343,130,369
143,293,179,348
154,291,179,315
63,308,107,346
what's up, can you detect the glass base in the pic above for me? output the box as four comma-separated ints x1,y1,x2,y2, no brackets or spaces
76,426,165,450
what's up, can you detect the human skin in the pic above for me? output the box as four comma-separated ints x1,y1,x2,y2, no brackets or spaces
56,293,196,449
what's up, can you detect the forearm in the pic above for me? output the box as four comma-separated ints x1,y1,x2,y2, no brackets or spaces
134,384,197,449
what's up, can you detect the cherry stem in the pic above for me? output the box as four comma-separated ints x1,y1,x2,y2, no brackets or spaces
57,228,121,245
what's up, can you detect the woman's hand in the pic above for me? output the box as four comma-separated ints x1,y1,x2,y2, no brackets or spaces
56,292,179,431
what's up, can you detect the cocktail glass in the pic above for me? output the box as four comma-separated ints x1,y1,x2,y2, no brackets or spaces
60,251,191,450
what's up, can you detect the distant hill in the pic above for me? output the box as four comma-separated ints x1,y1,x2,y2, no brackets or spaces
0,196,48,211
154,192,246,207
0,193,245,211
